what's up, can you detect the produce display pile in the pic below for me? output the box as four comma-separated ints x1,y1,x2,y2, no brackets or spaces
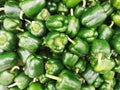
0,0,120,90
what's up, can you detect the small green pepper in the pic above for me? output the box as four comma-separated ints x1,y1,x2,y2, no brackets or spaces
77,27,98,43
62,0,82,8
46,15,68,32
62,51,79,68
0,30,15,52
45,58,64,75
46,70,82,90
69,37,89,57
82,66,99,85
3,17,22,32
0,52,17,72
27,82,44,90
81,5,107,28
45,31,68,53
19,0,46,18
18,31,42,53
66,16,80,38
24,54,44,78
26,20,46,37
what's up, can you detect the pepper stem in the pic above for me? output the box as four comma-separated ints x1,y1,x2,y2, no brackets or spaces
0,7,4,11
61,12,65,15
33,78,38,82
82,0,86,8
66,35,75,45
46,74,62,82
70,8,74,16
25,19,31,24
109,21,114,28
98,53,102,66
10,66,20,73
16,27,24,32
75,68,79,74
8,83,17,88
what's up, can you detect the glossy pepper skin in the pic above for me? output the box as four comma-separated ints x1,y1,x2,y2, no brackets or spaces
93,76,104,88
62,51,79,68
10,86,21,90
82,85,95,90
83,66,99,85
98,24,114,41
4,1,21,19
0,30,15,52
35,8,50,21
0,70,15,86
13,72,32,89
26,21,46,37
27,82,44,90
62,0,82,8
18,48,31,64
24,54,44,78
77,28,98,43
45,31,68,53
3,17,22,32
45,58,64,75
0,84,8,90
112,11,120,27
66,16,80,38
46,15,68,32
69,37,89,57
102,71,115,80
111,0,120,10
18,31,42,53
0,52,17,72
19,0,46,18
81,5,107,28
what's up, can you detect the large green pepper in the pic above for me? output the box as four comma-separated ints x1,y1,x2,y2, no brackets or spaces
69,37,89,57
27,82,44,90
45,58,64,75
62,0,82,8
62,51,79,68
98,24,114,41
77,27,98,43
66,16,80,38
24,54,44,78
19,0,46,18
46,15,68,32
82,66,99,85
9,72,32,89
3,17,22,32
81,5,107,28
18,31,42,53
46,70,82,90
0,52,17,72
26,20,46,37
45,31,68,53
0,30,15,52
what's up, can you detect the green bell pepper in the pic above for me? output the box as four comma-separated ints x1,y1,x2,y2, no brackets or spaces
18,31,42,53
45,31,68,53
45,58,64,75
111,0,120,10
112,11,120,27
66,16,80,38
102,71,115,80
46,15,68,32
62,51,79,68
98,24,114,41
26,20,46,37
18,48,31,64
46,70,82,90
0,30,15,52
35,8,50,21
24,54,44,78
0,52,17,72
81,5,107,28
27,82,44,90
82,66,99,85
9,72,32,89
77,27,98,43
19,0,46,18
69,37,89,57
3,17,22,32
62,0,82,8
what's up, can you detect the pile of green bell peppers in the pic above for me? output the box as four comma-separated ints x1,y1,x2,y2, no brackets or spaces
0,0,120,90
